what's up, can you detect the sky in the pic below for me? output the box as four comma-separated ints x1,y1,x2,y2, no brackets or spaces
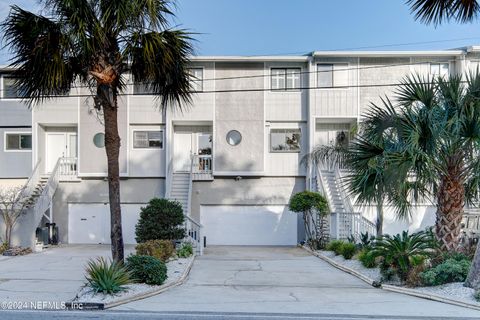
0,0,478,62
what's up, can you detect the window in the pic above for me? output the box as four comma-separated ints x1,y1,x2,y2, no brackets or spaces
271,68,301,90
93,133,105,148
5,133,32,151
317,63,348,88
270,129,301,152
189,68,203,92
430,63,449,77
226,130,242,146
133,131,163,148
3,76,27,98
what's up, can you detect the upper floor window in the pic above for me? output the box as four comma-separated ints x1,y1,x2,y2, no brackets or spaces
271,68,301,90
5,133,32,151
133,130,163,149
189,68,203,92
430,63,449,77
317,63,348,88
3,76,27,98
270,128,301,152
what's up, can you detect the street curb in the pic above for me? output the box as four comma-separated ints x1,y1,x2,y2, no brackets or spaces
381,284,480,311
68,256,195,310
302,246,380,287
303,247,480,311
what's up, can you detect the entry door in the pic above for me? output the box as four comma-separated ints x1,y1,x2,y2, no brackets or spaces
46,132,78,173
46,133,67,173
174,132,193,172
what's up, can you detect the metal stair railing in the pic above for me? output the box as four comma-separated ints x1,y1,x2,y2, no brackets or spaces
21,158,42,199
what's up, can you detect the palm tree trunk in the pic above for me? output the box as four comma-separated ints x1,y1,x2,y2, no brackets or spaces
465,240,480,289
5,223,12,248
101,86,124,263
376,201,383,236
436,173,464,252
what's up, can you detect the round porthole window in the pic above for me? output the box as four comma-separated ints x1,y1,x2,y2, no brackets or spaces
93,133,105,148
226,130,242,146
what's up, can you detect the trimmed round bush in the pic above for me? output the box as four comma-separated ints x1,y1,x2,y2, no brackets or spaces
340,242,357,259
126,255,167,285
135,198,185,243
421,258,471,286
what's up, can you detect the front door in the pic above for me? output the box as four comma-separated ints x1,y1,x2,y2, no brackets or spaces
46,132,77,173
174,132,193,172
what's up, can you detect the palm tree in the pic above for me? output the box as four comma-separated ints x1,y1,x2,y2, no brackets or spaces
407,0,480,289
2,0,194,262
407,0,479,25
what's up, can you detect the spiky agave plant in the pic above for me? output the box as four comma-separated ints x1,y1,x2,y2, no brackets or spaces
85,257,131,294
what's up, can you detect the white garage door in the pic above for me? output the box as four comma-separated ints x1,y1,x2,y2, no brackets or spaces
200,205,298,246
68,203,144,244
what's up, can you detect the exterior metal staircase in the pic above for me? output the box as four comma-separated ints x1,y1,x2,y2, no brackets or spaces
168,173,190,215
315,165,376,240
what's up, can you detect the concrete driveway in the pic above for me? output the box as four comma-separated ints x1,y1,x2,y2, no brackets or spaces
0,245,134,304
116,246,480,318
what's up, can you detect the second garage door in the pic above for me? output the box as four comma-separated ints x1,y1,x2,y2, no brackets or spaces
68,203,144,245
200,205,298,246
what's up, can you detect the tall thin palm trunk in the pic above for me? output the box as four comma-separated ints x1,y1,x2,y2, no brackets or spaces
376,201,383,236
99,84,124,263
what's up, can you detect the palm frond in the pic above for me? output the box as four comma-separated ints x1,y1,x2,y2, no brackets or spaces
407,0,479,25
125,29,194,109
1,6,77,104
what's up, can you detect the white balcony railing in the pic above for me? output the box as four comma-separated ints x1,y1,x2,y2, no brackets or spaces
192,155,213,181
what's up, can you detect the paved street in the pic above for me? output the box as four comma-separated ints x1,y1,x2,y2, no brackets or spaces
113,246,480,317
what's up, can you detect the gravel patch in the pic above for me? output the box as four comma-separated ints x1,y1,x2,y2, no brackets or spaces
315,250,480,307
73,256,193,305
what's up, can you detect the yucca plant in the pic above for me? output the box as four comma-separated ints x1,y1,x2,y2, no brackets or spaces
85,257,131,295
371,230,437,281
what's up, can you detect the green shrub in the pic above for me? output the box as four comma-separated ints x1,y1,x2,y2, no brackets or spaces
0,242,8,255
85,257,131,294
135,198,185,243
340,242,357,259
326,240,346,255
421,258,471,286
126,255,168,285
177,242,194,258
371,231,436,282
358,248,377,268
359,232,375,249
475,290,480,302
136,239,175,262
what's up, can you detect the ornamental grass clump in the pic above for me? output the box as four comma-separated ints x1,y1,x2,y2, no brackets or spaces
326,240,346,255
85,257,131,295
177,242,194,258
340,242,357,260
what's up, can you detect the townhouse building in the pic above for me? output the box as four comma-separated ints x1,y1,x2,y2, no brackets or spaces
2,46,480,249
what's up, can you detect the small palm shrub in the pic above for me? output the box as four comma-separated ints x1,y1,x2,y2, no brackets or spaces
371,231,436,282
421,258,471,286
85,257,131,294
135,198,185,243
326,240,346,255
359,232,375,249
340,242,357,259
357,248,377,268
136,240,175,262
126,255,168,285
177,242,194,258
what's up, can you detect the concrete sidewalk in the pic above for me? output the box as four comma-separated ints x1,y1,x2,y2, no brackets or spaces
115,246,480,318
0,245,134,304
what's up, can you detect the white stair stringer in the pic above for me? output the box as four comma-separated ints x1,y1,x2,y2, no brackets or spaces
167,170,203,255
316,166,376,240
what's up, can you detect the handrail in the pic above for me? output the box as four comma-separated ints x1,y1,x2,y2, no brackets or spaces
22,158,42,198
187,155,194,216
334,167,355,214
185,214,202,228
